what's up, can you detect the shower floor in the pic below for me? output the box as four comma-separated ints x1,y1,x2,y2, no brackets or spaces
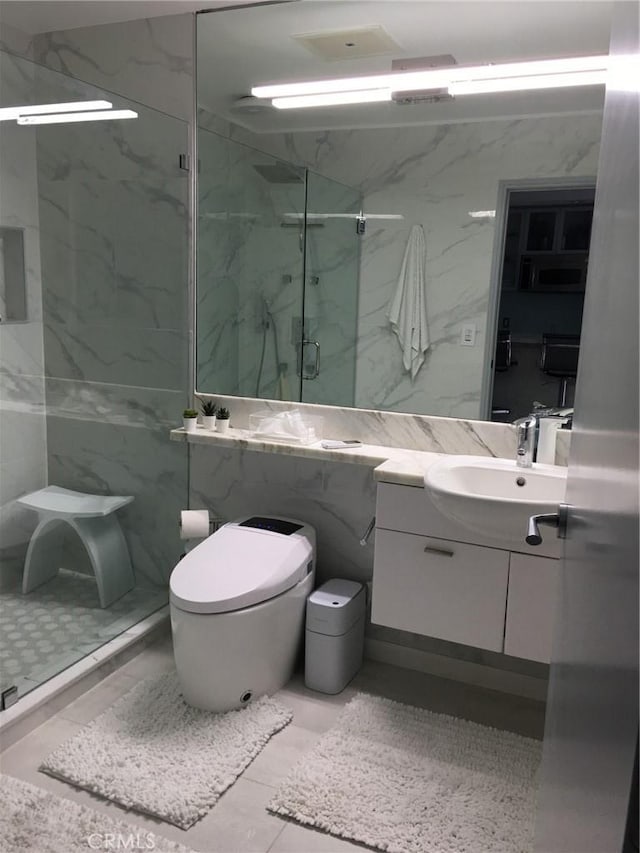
0,569,167,699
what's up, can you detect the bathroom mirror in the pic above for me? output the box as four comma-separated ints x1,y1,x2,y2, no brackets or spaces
195,0,610,420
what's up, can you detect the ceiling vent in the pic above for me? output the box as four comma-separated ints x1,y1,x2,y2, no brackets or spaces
391,55,457,106
292,25,400,62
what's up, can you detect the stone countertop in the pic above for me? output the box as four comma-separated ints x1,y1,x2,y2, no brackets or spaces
170,426,444,487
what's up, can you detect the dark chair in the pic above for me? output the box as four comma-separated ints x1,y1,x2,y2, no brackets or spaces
494,331,512,371
540,334,580,406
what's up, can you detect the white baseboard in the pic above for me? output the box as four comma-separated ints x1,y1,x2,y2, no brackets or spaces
364,638,549,701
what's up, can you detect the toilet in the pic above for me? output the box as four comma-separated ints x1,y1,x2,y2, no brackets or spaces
169,515,316,712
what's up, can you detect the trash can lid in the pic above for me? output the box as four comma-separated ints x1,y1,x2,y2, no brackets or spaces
306,579,366,636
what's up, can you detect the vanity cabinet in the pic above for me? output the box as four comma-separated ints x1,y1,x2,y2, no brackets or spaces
504,553,559,663
373,529,509,652
371,482,560,662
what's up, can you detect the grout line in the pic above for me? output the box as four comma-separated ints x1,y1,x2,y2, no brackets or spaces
265,821,288,853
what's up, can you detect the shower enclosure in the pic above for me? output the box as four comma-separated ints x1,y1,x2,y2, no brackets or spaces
0,49,189,705
196,126,361,407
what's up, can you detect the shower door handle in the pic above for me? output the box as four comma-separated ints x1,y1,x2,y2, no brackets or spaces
301,340,320,379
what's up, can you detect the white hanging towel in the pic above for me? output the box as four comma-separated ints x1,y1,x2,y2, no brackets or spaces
388,224,430,379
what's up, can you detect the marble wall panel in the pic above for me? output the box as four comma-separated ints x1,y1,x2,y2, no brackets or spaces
33,14,194,122
300,173,360,408
47,414,186,586
0,51,47,580
201,393,516,458
38,99,190,392
18,26,194,592
197,129,307,400
189,443,377,586
0,19,33,58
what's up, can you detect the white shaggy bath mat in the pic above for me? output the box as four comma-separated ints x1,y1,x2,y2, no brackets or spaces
0,774,195,853
40,671,292,829
269,693,542,853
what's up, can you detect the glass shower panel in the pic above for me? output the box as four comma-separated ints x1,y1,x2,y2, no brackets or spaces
0,49,189,703
300,172,361,408
197,129,306,402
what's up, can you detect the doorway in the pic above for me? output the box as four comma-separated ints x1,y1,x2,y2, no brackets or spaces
488,184,595,423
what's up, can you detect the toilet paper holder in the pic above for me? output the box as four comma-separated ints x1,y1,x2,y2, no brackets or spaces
179,509,225,539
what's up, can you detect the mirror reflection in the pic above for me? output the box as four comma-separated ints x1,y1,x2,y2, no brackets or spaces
195,1,610,420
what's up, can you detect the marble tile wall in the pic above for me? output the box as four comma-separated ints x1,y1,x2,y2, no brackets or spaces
189,443,377,587
0,17,33,58
299,172,360,408
0,50,48,588
32,15,194,122
197,118,364,409
26,19,194,587
197,128,307,401
197,393,516,458
232,113,603,419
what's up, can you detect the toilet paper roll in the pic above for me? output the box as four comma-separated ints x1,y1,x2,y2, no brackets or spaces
179,509,210,540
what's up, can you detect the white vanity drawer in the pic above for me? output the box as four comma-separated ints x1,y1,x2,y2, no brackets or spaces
375,482,563,559
504,553,560,663
371,529,509,652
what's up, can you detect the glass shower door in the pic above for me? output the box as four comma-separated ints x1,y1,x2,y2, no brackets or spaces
197,132,306,402
300,172,361,408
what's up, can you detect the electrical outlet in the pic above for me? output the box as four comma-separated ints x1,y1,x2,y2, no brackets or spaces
460,324,476,346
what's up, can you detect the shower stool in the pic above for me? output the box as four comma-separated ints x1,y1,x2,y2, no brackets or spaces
17,486,135,608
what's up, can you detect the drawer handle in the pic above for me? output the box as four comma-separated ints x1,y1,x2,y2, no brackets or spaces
423,545,455,557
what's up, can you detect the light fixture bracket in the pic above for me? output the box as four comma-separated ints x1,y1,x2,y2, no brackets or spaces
390,54,457,105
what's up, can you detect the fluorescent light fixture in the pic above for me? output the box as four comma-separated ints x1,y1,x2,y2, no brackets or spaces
257,73,449,99
450,70,607,96
17,109,138,126
468,210,496,219
272,89,391,109
0,100,112,122
253,55,609,100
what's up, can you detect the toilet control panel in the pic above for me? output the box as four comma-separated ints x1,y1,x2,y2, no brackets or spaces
239,516,303,536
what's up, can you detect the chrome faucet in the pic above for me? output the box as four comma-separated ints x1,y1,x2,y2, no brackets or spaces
513,405,574,467
514,415,537,468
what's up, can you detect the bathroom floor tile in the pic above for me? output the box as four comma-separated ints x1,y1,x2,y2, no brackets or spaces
0,714,86,786
185,777,285,853
243,723,321,787
1,634,547,853
275,678,355,733
57,669,139,725
268,821,364,853
116,634,175,679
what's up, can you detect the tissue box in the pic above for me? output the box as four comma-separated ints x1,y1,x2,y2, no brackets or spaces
249,410,323,444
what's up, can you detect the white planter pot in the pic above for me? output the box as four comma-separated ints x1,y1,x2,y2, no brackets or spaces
216,418,230,434
183,417,197,433
201,415,216,431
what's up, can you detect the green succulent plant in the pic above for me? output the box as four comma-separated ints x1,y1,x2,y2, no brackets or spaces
216,407,230,420
183,408,198,418
198,397,217,417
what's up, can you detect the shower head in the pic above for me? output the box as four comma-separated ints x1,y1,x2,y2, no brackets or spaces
252,163,304,184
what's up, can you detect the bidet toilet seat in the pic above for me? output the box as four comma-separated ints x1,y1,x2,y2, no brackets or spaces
170,516,314,614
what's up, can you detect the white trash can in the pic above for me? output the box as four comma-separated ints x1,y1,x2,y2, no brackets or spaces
305,579,366,694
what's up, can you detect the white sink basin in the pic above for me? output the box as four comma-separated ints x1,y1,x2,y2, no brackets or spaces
424,455,567,541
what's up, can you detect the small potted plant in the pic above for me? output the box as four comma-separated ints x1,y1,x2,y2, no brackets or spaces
198,397,217,430
216,406,231,434
183,408,198,433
